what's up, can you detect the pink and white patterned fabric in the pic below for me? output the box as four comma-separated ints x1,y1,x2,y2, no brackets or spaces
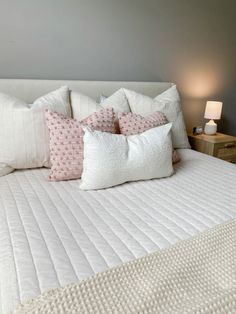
118,111,180,163
45,108,116,181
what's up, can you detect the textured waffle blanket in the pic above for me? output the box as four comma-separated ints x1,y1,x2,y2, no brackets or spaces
13,219,236,314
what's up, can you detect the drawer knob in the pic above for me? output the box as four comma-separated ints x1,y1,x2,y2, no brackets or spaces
224,143,235,148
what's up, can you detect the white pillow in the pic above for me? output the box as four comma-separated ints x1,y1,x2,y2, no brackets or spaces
0,86,70,176
80,123,174,190
123,85,190,149
98,94,107,103
70,88,130,121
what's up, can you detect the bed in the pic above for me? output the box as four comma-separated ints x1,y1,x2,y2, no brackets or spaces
0,80,236,314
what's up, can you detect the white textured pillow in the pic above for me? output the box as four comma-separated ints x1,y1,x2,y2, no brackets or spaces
123,85,190,148
0,86,70,176
71,88,130,121
80,123,173,190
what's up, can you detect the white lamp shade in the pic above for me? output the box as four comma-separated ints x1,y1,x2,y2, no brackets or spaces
204,101,222,120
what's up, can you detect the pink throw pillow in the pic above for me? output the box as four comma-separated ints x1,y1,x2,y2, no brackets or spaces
45,108,116,181
118,111,180,163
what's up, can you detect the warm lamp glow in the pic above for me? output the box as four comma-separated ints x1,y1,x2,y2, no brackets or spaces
204,101,222,120
176,61,224,98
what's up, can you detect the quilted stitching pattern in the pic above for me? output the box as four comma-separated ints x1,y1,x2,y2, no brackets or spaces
0,149,236,314
118,111,180,163
13,220,236,314
45,108,116,181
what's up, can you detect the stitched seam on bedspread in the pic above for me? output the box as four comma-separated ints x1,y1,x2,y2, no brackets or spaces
13,175,56,290
153,177,233,221
86,191,152,254
21,173,76,285
34,175,105,275
69,187,145,257
0,193,20,311
95,190,162,251
5,176,41,299
129,183,210,230
129,174,234,230
60,182,125,266
169,167,235,216
110,185,191,243
107,187,182,244
139,180,234,230
47,182,108,273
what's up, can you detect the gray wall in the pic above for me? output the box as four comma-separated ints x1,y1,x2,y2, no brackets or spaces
0,0,235,134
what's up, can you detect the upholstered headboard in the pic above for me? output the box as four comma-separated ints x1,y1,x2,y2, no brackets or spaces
0,79,173,102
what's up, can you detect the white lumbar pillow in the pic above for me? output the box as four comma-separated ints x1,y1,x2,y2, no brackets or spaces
80,123,174,190
123,85,190,149
70,88,130,121
0,86,70,176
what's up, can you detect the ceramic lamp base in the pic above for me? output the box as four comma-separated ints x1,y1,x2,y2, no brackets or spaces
204,120,217,135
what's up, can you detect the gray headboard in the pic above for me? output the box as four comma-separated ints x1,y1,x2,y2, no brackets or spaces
0,79,173,102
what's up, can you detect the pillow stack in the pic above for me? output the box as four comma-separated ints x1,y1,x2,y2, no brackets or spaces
122,85,190,149
118,111,180,163
71,88,130,121
45,108,116,181
0,84,189,190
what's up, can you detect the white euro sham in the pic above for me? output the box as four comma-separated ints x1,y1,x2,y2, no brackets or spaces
123,85,190,149
70,88,130,121
0,86,70,176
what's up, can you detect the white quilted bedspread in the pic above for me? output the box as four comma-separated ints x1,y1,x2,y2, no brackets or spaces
0,149,236,314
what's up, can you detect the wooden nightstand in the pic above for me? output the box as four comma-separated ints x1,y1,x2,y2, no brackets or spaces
188,132,236,163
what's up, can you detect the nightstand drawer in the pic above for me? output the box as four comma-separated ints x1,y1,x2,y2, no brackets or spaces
215,141,236,154
218,155,236,163
216,142,236,163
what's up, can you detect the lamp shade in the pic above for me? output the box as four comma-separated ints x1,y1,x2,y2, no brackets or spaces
204,101,222,120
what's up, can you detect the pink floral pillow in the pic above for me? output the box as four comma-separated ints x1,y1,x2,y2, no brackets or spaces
118,111,180,163
45,108,116,181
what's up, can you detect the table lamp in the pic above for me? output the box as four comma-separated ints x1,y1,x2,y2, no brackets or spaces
204,101,223,135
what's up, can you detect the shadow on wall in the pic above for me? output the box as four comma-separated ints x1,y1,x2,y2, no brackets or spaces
181,98,205,133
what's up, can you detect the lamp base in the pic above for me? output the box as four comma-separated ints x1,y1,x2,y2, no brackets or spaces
204,120,217,135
